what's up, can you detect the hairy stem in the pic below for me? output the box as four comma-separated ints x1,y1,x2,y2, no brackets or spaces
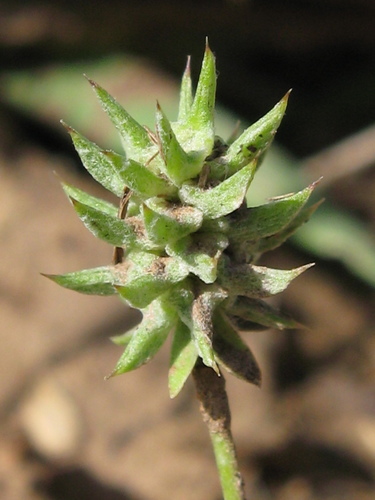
193,360,246,500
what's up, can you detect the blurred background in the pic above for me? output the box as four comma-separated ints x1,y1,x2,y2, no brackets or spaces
1,1,375,499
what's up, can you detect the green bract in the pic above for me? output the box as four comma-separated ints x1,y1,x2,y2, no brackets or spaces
47,42,319,397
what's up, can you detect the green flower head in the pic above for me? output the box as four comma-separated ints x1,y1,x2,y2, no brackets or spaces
46,41,319,398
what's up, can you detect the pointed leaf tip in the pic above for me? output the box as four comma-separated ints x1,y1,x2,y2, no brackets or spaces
178,56,193,123
61,181,118,217
63,122,129,197
155,103,202,184
84,74,98,88
60,120,74,133
229,182,319,247
86,77,154,163
104,370,116,381
283,88,292,103
68,196,138,247
225,93,290,176
310,176,323,189
184,55,191,75
218,260,315,299
42,266,119,296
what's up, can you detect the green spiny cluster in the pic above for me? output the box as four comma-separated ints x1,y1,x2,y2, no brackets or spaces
47,42,319,397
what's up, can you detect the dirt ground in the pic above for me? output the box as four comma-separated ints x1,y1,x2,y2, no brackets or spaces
1,2,375,499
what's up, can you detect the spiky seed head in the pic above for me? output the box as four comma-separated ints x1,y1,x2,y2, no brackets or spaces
46,43,320,397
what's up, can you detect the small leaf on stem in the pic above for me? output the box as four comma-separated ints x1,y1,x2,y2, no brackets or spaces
213,310,261,386
169,320,198,398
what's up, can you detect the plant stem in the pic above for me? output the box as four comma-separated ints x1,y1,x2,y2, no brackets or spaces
193,360,246,500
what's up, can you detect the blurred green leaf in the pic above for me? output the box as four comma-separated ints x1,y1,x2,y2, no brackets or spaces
0,56,179,149
294,204,375,287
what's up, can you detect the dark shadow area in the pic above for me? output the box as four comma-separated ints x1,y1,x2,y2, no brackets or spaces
271,331,314,390
35,466,142,500
0,100,86,163
254,438,374,490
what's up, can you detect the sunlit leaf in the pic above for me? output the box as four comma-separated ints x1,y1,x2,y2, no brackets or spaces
61,182,117,217
228,182,318,244
177,57,193,122
179,160,257,219
43,266,122,295
174,42,216,157
218,257,314,298
223,92,290,177
70,197,137,246
63,124,127,197
88,78,156,163
108,296,177,376
155,103,203,185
